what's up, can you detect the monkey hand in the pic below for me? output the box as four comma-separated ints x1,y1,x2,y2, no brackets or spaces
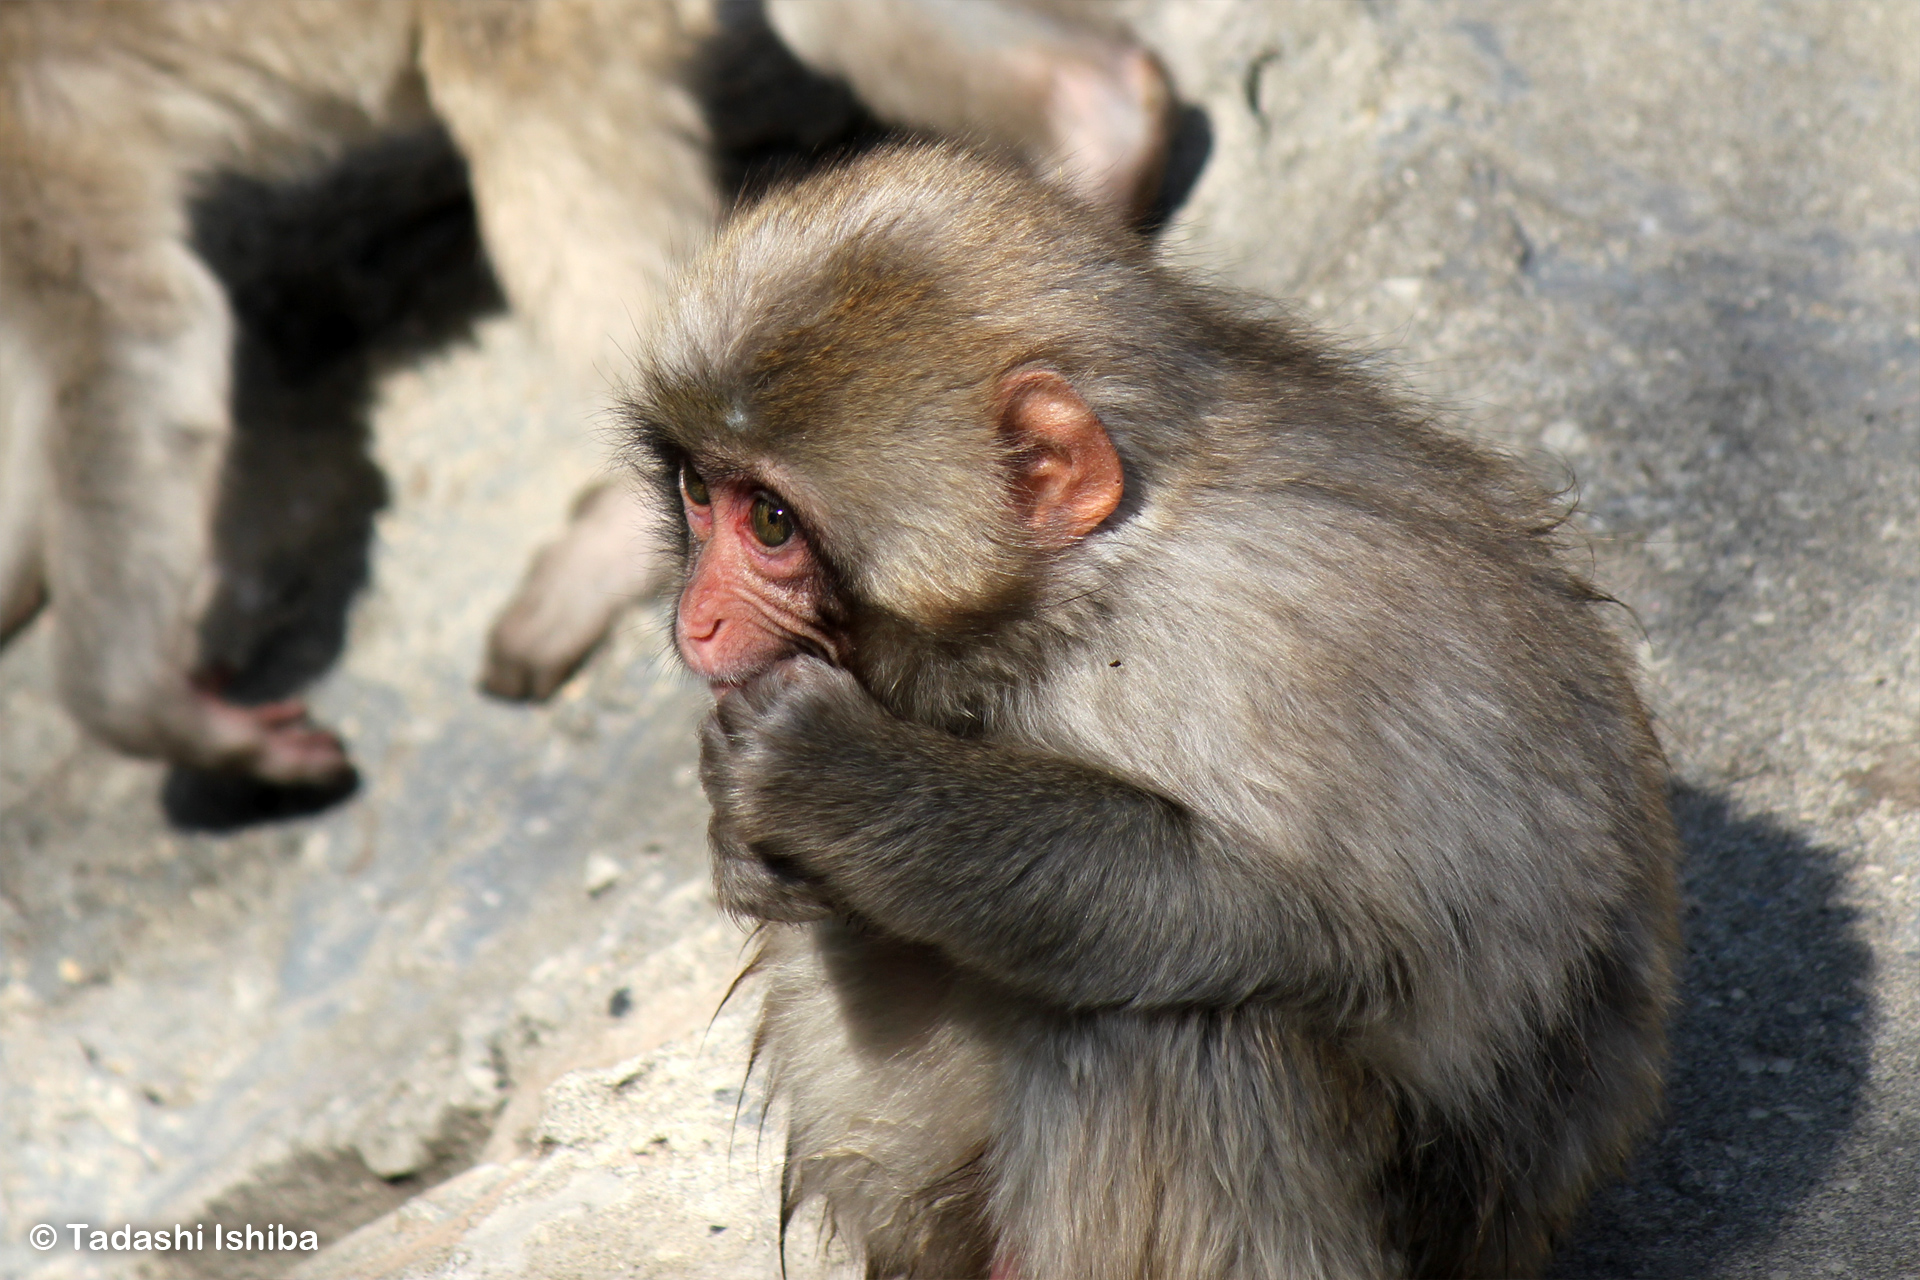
699,657,871,923
706,813,837,923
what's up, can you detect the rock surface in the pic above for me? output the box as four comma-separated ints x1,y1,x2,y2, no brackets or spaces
4,2,1918,1278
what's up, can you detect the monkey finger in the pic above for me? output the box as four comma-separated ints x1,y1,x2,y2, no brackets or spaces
708,819,832,923
733,659,802,716
703,697,760,758
712,857,833,923
698,712,765,808
774,652,854,695
748,660,874,753
734,652,840,714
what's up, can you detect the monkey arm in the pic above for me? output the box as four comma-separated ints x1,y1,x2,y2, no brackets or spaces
702,659,1401,1012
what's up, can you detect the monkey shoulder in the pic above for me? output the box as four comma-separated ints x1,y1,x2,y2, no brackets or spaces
1047,457,1648,846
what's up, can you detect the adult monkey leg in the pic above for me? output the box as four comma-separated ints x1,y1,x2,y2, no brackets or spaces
12,163,349,783
0,305,50,644
419,0,719,701
766,0,1176,221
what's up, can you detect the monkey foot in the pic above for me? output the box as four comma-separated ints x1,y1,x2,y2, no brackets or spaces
1044,44,1176,224
480,598,608,702
198,694,353,786
480,482,665,702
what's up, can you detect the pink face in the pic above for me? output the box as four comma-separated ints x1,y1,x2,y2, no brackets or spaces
673,463,835,690
672,370,1123,693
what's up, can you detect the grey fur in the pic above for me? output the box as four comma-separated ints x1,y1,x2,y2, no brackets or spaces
630,143,1680,1279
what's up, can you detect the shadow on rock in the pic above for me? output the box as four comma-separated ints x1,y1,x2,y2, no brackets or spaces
1138,103,1212,236
1555,784,1875,1278
694,0,894,206
161,767,362,835
156,1107,491,1280
169,127,507,831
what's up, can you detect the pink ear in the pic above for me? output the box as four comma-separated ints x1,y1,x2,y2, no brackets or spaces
998,370,1124,542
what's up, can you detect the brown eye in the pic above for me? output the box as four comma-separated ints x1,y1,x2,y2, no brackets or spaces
681,464,710,506
750,492,795,547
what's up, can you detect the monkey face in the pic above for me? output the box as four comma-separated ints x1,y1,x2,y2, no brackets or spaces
672,461,838,689
661,368,1122,698
630,146,1159,690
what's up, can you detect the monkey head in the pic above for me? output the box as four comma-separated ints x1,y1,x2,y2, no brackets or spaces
626,146,1145,703
661,367,1120,685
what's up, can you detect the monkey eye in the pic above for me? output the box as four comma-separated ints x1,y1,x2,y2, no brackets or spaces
681,464,711,507
749,492,795,548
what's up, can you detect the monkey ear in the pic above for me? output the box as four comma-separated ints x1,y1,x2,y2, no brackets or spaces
998,370,1124,543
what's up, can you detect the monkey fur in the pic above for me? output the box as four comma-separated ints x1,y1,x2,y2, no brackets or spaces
629,143,1681,1279
0,0,1171,782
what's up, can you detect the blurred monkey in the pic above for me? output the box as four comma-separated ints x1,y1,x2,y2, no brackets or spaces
0,0,1173,784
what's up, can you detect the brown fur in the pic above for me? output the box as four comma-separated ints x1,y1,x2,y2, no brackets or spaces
629,144,1681,1278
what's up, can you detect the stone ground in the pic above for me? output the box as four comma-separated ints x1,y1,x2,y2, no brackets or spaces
3,2,1918,1277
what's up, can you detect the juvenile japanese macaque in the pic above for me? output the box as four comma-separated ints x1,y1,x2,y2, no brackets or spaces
631,144,1681,1279
0,0,1173,786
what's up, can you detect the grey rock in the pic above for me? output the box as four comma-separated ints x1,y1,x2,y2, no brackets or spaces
0,311,730,1279
291,994,853,1280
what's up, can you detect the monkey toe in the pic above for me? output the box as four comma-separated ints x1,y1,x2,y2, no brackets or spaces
246,697,317,729
198,695,354,786
478,593,610,702
253,719,353,787
478,641,576,702
480,488,667,703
